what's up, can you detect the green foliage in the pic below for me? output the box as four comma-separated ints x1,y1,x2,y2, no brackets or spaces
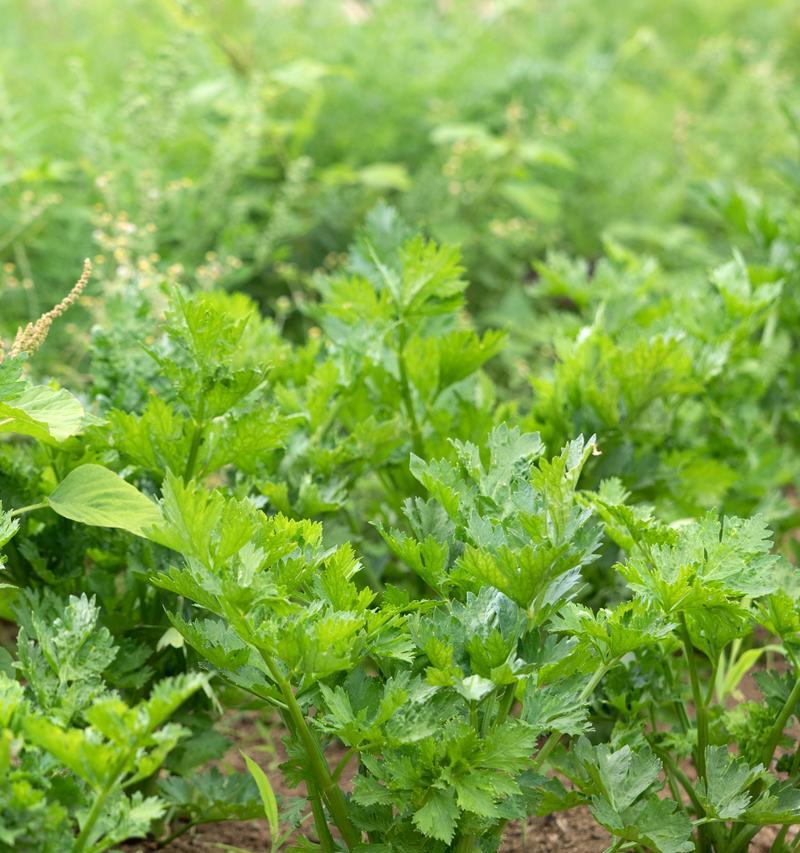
3,0,800,343
3,3,800,845
526,247,796,529
571,738,693,853
139,441,608,849
47,463,162,538
2,215,800,850
0,592,206,853
0,359,87,446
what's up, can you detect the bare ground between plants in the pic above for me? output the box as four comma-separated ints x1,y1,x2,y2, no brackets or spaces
121,809,610,852
120,786,788,853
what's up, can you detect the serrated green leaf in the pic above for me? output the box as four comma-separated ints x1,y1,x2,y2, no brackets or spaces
698,746,762,820
412,789,459,843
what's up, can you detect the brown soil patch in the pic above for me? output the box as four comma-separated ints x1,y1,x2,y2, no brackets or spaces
502,810,608,852
123,806,610,853
123,813,609,852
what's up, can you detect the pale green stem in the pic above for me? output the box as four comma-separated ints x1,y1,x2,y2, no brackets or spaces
331,748,356,783
257,651,359,848
771,825,790,852
73,754,129,853
226,607,359,848
183,421,205,481
307,778,336,853
761,674,800,769
9,501,48,517
679,614,708,781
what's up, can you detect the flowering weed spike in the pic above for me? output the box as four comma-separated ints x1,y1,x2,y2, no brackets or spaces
6,258,92,360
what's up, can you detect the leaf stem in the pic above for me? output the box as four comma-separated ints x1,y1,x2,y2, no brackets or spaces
654,747,704,817
663,656,691,735
704,661,717,707
331,748,357,783
224,604,359,848
493,683,517,729
770,825,790,852
183,423,205,482
679,614,708,781
9,501,48,517
72,754,129,853
307,778,336,853
678,614,715,852
183,398,207,481
256,648,359,849
453,833,477,852
655,747,726,852
479,692,497,738
761,673,800,769
728,823,760,853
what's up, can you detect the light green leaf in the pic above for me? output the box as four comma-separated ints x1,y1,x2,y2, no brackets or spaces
412,788,459,843
698,747,761,820
717,645,783,702
47,464,162,537
242,752,279,837
0,385,86,443
357,162,411,191
455,674,495,702
0,506,19,550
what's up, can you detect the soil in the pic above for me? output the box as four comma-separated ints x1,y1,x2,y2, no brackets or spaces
502,810,608,852
0,618,17,648
121,808,610,852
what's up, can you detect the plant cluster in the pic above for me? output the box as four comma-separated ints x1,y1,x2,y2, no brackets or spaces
1,207,800,852
2,2,800,850
3,0,800,349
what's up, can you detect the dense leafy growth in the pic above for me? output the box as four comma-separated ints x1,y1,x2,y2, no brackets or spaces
3,2,800,852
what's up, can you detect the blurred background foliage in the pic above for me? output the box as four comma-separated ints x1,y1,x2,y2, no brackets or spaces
2,0,800,370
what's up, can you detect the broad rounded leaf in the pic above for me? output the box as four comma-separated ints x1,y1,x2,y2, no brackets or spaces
47,464,161,537
0,386,86,444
